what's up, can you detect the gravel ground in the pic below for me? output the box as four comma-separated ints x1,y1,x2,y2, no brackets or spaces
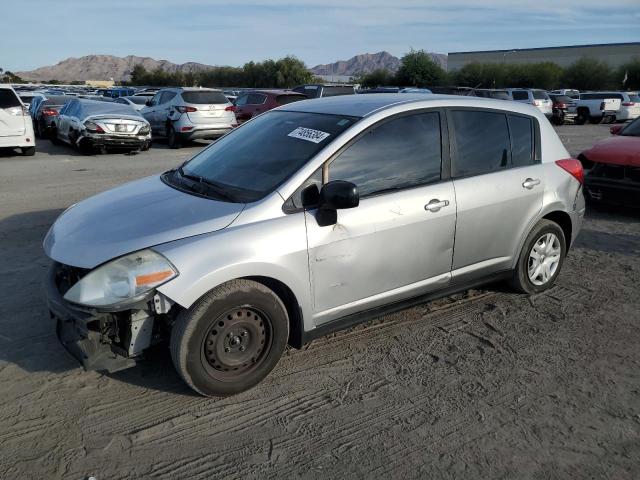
0,124,638,479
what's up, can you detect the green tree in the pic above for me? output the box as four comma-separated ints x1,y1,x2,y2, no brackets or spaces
354,69,395,88
617,58,640,90
562,58,613,91
394,49,446,87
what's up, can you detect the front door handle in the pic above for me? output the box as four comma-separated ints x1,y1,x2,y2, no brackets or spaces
522,178,541,189
425,199,450,212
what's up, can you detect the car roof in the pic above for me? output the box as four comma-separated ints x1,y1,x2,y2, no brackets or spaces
279,93,542,118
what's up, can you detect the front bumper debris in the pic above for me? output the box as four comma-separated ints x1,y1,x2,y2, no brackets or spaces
46,263,138,373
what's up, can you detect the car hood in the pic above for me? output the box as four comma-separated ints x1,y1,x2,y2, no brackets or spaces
582,136,640,167
43,175,245,269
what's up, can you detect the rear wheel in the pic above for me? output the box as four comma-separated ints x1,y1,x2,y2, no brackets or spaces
170,279,289,397
510,219,566,294
78,139,95,155
575,109,588,125
167,124,181,149
21,146,35,156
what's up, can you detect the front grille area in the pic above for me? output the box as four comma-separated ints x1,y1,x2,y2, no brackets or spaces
53,262,90,296
588,163,640,183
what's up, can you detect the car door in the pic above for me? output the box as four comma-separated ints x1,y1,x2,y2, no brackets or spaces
56,100,76,142
304,110,456,324
448,109,543,282
157,91,177,135
141,92,161,131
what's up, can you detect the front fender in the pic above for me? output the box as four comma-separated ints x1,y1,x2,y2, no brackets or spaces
154,213,313,331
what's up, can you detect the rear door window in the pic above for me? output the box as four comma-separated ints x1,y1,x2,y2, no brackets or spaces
181,91,228,104
0,89,21,108
450,110,510,177
532,91,549,100
328,112,442,197
508,115,535,167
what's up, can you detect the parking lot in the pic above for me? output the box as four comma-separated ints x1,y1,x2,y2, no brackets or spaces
1,124,639,479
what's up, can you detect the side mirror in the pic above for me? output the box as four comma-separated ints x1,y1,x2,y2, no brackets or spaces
315,180,359,227
610,124,623,135
145,99,153,106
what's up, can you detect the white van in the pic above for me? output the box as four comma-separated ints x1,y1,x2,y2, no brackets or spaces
0,85,36,156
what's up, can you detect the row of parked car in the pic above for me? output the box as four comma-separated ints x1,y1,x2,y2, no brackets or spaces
4,81,640,158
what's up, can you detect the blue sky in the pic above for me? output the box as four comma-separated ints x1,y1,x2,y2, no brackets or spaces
5,0,639,71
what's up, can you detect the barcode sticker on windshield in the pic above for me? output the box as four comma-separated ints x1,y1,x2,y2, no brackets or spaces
288,127,331,144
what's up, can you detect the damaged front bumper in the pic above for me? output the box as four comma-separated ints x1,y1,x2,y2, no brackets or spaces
46,263,164,373
79,131,151,149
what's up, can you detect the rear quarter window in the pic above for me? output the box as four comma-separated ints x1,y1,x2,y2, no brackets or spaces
181,91,229,104
508,115,535,167
0,89,22,108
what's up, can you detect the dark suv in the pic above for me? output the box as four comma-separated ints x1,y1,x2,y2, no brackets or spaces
292,84,355,98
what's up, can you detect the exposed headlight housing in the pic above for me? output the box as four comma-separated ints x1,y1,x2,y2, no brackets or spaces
139,124,150,135
63,249,178,308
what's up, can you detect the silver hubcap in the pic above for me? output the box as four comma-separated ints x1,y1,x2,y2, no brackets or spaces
528,233,561,286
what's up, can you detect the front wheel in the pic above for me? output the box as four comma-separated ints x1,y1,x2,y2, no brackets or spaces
510,219,566,294
170,279,289,397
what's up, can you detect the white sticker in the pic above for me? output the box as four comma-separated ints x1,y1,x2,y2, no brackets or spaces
288,127,331,144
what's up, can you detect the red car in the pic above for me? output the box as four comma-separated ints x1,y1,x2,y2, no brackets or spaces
234,90,306,123
578,118,640,206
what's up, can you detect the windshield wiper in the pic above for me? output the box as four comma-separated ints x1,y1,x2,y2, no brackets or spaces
177,166,237,202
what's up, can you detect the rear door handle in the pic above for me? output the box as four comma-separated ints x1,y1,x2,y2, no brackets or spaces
522,178,541,189
425,199,450,212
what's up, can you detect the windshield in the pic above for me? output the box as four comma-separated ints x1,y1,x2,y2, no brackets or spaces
174,111,358,202
621,118,640,137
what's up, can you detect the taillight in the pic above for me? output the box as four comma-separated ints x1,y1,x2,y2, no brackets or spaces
556,159,584,185
174,106,197,113
622,102,635,107
225,105,236,112
556,103,566,109
599,101,606,111
84,121,104,133
42,108,58,116
532,100,540,106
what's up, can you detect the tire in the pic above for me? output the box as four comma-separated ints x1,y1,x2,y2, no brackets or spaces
49,129,61,145
575,109,588,125
170,279,289,397
141,141,150,151
21,146,35,156
78,139,95,155
167,124,181,149
509,219,566,295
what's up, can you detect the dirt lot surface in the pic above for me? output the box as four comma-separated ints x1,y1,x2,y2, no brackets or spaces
1,124,639,479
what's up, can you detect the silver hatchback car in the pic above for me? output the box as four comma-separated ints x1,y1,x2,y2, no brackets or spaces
141,87,237,148
44,94,585,396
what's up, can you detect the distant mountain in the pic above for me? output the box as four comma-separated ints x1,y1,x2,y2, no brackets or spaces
16,55,214,83
310,51,447,77
16,51,449,83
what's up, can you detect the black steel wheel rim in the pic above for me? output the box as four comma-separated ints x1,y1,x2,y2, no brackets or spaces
200,307,272,380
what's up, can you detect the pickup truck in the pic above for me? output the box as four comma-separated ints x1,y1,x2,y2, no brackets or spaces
574,93,622,125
